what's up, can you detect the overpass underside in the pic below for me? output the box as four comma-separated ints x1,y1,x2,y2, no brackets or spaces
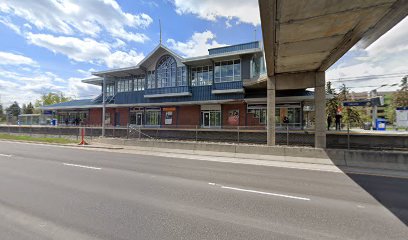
258,0,408,148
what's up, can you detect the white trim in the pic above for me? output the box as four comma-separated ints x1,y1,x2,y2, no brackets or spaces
144,92,192,98
212,89,244,94
41,99,245,110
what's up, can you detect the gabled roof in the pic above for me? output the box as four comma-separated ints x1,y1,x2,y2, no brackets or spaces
91,44,184,78
136,44,184,69
91,41,264,78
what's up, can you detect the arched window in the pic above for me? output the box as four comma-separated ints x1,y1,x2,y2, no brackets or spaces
156,55,177,88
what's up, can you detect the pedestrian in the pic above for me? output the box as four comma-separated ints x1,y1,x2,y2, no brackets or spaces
327,115,332,131
335,113,342,130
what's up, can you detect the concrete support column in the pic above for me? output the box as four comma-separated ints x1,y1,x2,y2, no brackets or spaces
267,76,276,146
314,71,326,148
102,75,106,137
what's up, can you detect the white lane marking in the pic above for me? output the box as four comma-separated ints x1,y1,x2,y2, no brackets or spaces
209,183,310,201
0,153,12,157
63,163,101,170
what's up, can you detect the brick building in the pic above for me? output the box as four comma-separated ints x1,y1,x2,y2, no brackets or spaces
42,41,320,129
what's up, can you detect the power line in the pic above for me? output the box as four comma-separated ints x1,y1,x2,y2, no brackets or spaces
328,72,408,82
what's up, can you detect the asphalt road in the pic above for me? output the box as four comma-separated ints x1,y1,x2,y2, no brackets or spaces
0,141,407,240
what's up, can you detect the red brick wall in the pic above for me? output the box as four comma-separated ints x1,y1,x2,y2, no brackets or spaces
115,108,129,126
178,105,200,127
89,108,102,126
222,103,246,127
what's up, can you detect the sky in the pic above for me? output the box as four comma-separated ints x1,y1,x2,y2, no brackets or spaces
0,0,407,106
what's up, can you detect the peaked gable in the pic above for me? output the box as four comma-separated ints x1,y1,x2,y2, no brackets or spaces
137,44,185,71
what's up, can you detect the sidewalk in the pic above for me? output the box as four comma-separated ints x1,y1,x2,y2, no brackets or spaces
81,141,408,179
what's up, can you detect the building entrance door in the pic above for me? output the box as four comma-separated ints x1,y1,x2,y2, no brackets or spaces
201,111,221,128
136,112,143,126
202,111,210,127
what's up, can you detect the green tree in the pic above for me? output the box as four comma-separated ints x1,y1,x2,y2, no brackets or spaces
384,93,396,123
35,93,72,107
325,81,339,117
0,103,5,122
392,75,408,107
25,102,35,114
6,101,21,117
337,84,364,127
21,103,27,114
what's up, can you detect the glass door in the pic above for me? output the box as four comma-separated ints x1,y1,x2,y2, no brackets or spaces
202,111,220,128
202,111,210,127
136,112,143,126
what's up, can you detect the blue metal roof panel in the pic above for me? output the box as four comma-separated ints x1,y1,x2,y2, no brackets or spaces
42,99,97,108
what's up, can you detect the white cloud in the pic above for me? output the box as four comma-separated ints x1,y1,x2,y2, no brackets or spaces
26,33,143,68
26,33,111,64
0,16,21,34
0,66,100,106
173,0,260,26
167,31,226,57
0,51,37,66
0,0,152,43
77,68,97,77
105,50,145,68
66,77,100,99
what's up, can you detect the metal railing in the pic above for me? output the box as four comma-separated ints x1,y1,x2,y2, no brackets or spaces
0,124,406,150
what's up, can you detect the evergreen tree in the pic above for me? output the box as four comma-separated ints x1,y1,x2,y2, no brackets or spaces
21,103,27,114
6,101,21,117
325,81,339,117
337,84,363,127
0,103,4,122
26,102,35,114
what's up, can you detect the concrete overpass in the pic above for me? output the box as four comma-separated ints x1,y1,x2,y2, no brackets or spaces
258,0,408,148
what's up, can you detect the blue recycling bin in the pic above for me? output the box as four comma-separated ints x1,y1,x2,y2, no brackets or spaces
51,119,57,126
375,118,386,131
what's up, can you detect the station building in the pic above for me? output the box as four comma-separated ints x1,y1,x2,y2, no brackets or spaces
43,41,321,129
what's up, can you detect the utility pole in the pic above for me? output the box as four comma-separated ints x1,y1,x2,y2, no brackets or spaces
102,75,106,137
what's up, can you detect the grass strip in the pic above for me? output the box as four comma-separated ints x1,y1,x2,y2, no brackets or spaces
0,133,77,144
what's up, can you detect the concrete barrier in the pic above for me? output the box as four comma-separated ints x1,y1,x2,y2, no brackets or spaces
344,150,408,171
91,138,408,171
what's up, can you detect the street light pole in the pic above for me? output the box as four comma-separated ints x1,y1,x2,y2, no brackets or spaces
102,75,106,137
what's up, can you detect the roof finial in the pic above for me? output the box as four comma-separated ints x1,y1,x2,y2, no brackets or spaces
159,19,162,44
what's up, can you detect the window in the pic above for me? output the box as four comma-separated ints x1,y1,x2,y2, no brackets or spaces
191,65,213,86
106,84,115,96
117,79,132,92
147,71,155,89
156,55,177,88
214,59,241,83
133,76,145,91
145,110,161,126
248,105,267,124
250,55,266,78
177,67,187,86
